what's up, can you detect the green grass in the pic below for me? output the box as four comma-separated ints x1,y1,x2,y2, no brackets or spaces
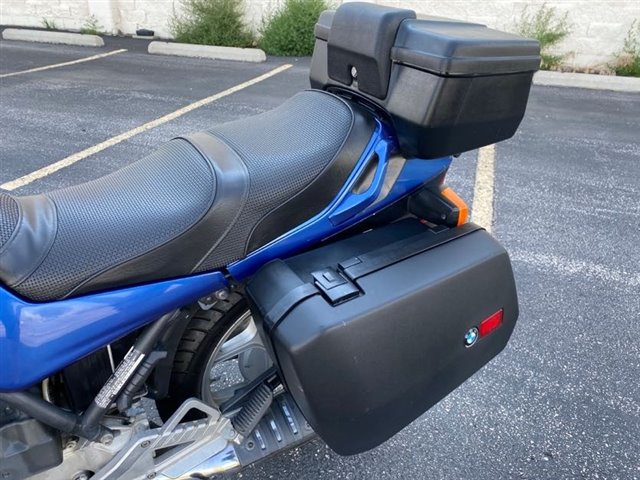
610,20,640,77
260,0,330,56
171,0,255,48
516,3,571,70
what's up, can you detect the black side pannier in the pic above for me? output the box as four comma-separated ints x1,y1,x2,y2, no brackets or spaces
246,220,519,455
310,2,540,159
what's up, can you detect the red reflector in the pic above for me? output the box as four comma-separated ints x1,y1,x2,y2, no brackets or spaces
479,309,503,337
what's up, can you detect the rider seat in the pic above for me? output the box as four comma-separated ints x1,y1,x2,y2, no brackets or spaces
0,90,375,301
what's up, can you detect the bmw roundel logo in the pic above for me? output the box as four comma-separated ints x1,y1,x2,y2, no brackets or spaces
464,327,479,347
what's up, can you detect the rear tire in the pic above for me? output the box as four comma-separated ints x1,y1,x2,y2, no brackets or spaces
157,291,272,419
157,291,246,419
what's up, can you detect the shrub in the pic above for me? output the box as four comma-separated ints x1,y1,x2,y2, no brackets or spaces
171,0,255,48
42,18,58,30
80,14,102,35
260,0,330,56
610,20,640,77
516,3,571,70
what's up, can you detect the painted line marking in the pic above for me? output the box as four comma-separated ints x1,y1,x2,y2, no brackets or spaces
1,63,293,191
471,144,496,232
0,48,128,79
511,249,640,290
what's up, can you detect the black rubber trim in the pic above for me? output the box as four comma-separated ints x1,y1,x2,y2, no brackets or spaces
0,195,57,287
69,133,248,297
245,96,376,254
264,283,319,327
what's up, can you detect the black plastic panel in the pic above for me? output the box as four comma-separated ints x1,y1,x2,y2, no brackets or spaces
0,419,62,479
247,220,519,455
385,66,535,158
310,3,540,159
392,18,540,76
326,3,414,98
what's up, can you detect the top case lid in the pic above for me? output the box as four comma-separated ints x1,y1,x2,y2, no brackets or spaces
391,17,541,76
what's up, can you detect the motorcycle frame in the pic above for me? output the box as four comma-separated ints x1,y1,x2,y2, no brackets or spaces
0,118,453,393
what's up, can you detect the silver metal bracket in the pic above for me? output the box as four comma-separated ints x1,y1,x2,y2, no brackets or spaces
92,398,239,480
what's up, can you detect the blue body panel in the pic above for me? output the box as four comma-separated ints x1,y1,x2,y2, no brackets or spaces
0,272,227,391
0,119,452,392
228,121,452,280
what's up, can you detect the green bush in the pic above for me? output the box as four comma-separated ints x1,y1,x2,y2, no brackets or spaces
80,14,102,35
260,0,330,56
171,0,255,48
42,18,58,30
516,3,571,70
610,20,640,77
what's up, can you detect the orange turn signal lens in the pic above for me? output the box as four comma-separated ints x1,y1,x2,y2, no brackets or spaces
441,187,469,226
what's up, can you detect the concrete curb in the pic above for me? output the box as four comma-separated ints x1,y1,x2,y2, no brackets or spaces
534,70,640,93
148,41,266,63
2,28,104,47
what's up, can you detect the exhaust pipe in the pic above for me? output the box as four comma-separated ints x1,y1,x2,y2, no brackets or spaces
162,444,241,479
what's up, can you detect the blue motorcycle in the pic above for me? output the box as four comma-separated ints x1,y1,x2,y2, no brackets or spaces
0,3,540,478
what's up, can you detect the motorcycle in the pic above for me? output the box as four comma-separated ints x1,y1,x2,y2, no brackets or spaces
0,3,540,479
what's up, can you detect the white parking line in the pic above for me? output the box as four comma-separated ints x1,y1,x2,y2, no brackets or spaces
510,249,640,290
0,49,128,79
471,144,496,232
1,63,293,191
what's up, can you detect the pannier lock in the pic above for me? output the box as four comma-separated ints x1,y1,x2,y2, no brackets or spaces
311,268,360,306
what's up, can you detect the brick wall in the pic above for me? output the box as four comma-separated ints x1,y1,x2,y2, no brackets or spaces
1,0,638,69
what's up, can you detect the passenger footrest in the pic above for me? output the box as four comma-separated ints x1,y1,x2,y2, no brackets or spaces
234,393,315,466
232,383,273,437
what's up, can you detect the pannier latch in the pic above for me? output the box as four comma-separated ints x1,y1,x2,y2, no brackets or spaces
311,268,360,306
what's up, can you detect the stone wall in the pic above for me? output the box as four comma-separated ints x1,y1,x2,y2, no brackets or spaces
1,0,638,69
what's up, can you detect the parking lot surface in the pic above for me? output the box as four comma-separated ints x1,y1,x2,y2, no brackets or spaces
1,38,639,480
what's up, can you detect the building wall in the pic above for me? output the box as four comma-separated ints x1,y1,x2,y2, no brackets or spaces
1,0,638,69
1,0,91,32
347,0,640,70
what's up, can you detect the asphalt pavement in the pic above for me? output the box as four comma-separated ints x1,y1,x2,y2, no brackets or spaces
1,37,638,480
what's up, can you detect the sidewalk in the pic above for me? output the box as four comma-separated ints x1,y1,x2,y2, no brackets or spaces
534,70,640,93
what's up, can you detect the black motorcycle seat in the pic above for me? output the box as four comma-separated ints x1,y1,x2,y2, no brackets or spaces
0,90,375,301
